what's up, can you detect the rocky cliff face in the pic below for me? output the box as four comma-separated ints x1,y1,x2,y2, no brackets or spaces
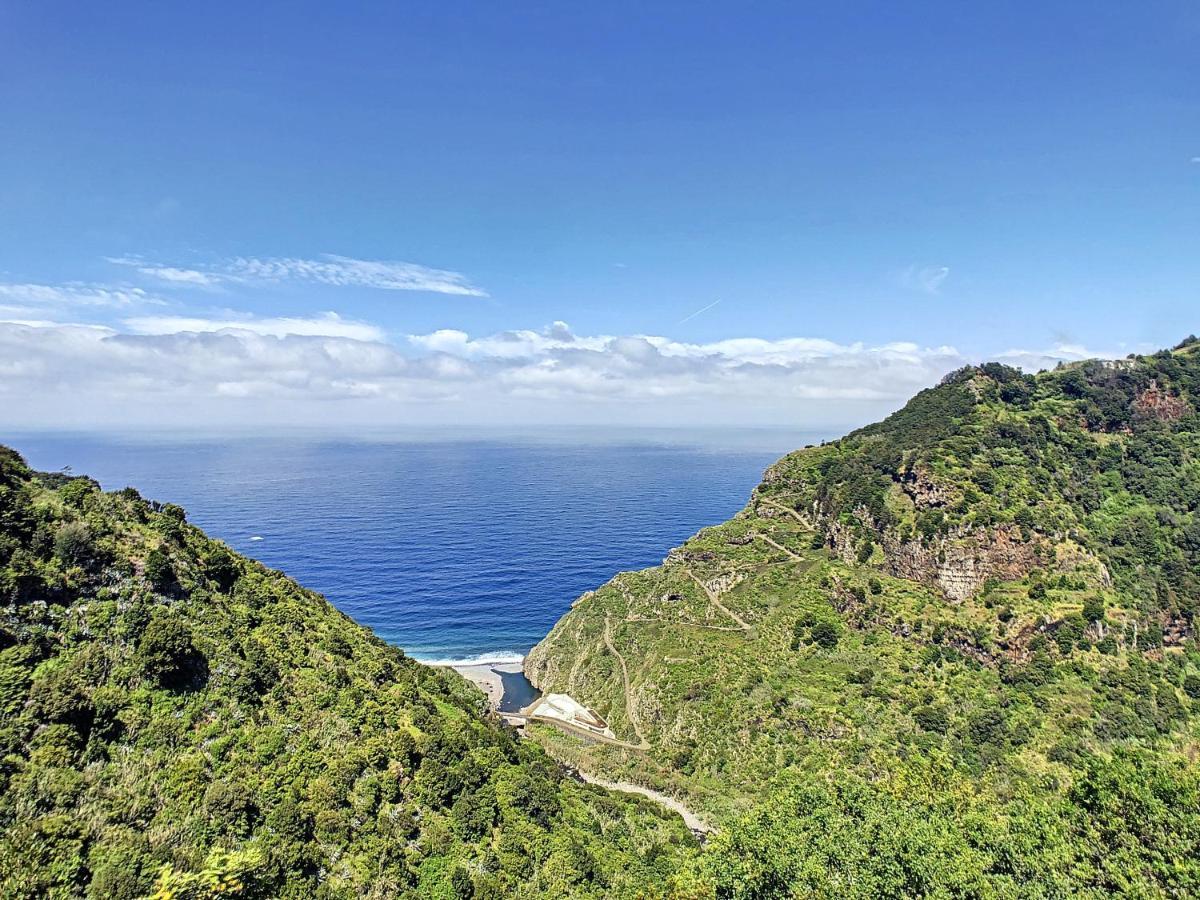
827,521,1039,600
1132,380,1192,423
828,516,1110,602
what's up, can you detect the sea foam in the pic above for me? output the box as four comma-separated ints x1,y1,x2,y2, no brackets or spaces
418,651,527,667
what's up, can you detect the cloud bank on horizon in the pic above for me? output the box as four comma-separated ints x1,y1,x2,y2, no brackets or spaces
0,273,1132,431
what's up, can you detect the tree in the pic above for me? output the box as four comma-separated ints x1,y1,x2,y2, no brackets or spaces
204,547,241,593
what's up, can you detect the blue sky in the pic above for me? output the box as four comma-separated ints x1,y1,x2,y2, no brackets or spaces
1,2,1197,430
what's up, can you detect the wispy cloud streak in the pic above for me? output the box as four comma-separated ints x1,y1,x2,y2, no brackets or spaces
0,281,164,309
678,298,721,324
109,253,488,296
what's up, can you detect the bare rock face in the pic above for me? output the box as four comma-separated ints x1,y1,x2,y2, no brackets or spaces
523,639,553,690
759,458,792,486
830,521,1050,601
1132,381,1191,423
525,616,585,690
703,572,744,597
665,547,716,565
900,466,953,508
895,525,1046,601
1163,612,1193,647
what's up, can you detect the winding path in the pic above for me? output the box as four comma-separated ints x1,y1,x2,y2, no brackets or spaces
625,614,743,632
754,532,804,562
687,570,751,631
756,496,814,528
604,613,650,746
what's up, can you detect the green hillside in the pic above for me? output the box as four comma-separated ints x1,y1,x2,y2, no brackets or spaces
527,339,1200,897
0,448,696,899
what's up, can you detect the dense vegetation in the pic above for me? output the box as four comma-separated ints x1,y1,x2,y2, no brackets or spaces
0,448,696,898
527,339,1200,898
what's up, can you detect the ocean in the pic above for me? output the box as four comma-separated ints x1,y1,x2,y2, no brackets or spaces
11,431,817,663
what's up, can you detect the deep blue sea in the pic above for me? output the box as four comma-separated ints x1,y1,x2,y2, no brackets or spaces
11,431,818,663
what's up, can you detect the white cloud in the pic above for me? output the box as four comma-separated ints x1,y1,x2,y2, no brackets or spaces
992,341,1127,373
229,255,488,296
109,253,487,296
106,257,221,286
0,318,1122,431
123,311,386,342
0,281,164,309
899,265,950,295
409,320,609,358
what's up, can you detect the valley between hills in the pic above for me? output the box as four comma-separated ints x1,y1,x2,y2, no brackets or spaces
3,338,1200,897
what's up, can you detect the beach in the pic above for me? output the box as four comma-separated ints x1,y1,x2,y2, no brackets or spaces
450,660,532,712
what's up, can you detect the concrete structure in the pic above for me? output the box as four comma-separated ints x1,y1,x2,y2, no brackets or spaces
524,693,615,739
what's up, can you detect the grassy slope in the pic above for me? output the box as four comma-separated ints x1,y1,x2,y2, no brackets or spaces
0,449,696,899
527,341,1200,896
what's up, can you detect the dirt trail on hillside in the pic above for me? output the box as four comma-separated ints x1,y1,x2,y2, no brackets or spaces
625,613,744,632
755,532,803,561
604,613,648,745
687,571,751,630
756,496,814,528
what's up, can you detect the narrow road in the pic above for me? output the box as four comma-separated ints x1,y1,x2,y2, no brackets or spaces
574,770,711,834
514,712,649,750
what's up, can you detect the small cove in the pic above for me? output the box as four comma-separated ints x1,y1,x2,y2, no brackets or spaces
496,667,541,712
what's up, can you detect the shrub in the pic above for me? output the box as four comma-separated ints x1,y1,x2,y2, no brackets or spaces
204,547,241,593
28,670,94,733
59,478,99,509
137,613,208,690
1184,674,1200,700
1053,615,1086,654
810,621,841,649
912,706,949,734
144,548,176,594
146,847,262,899
967,708,1006,745
1082,596,1106,623
160,503,187,523
53,522,95,569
